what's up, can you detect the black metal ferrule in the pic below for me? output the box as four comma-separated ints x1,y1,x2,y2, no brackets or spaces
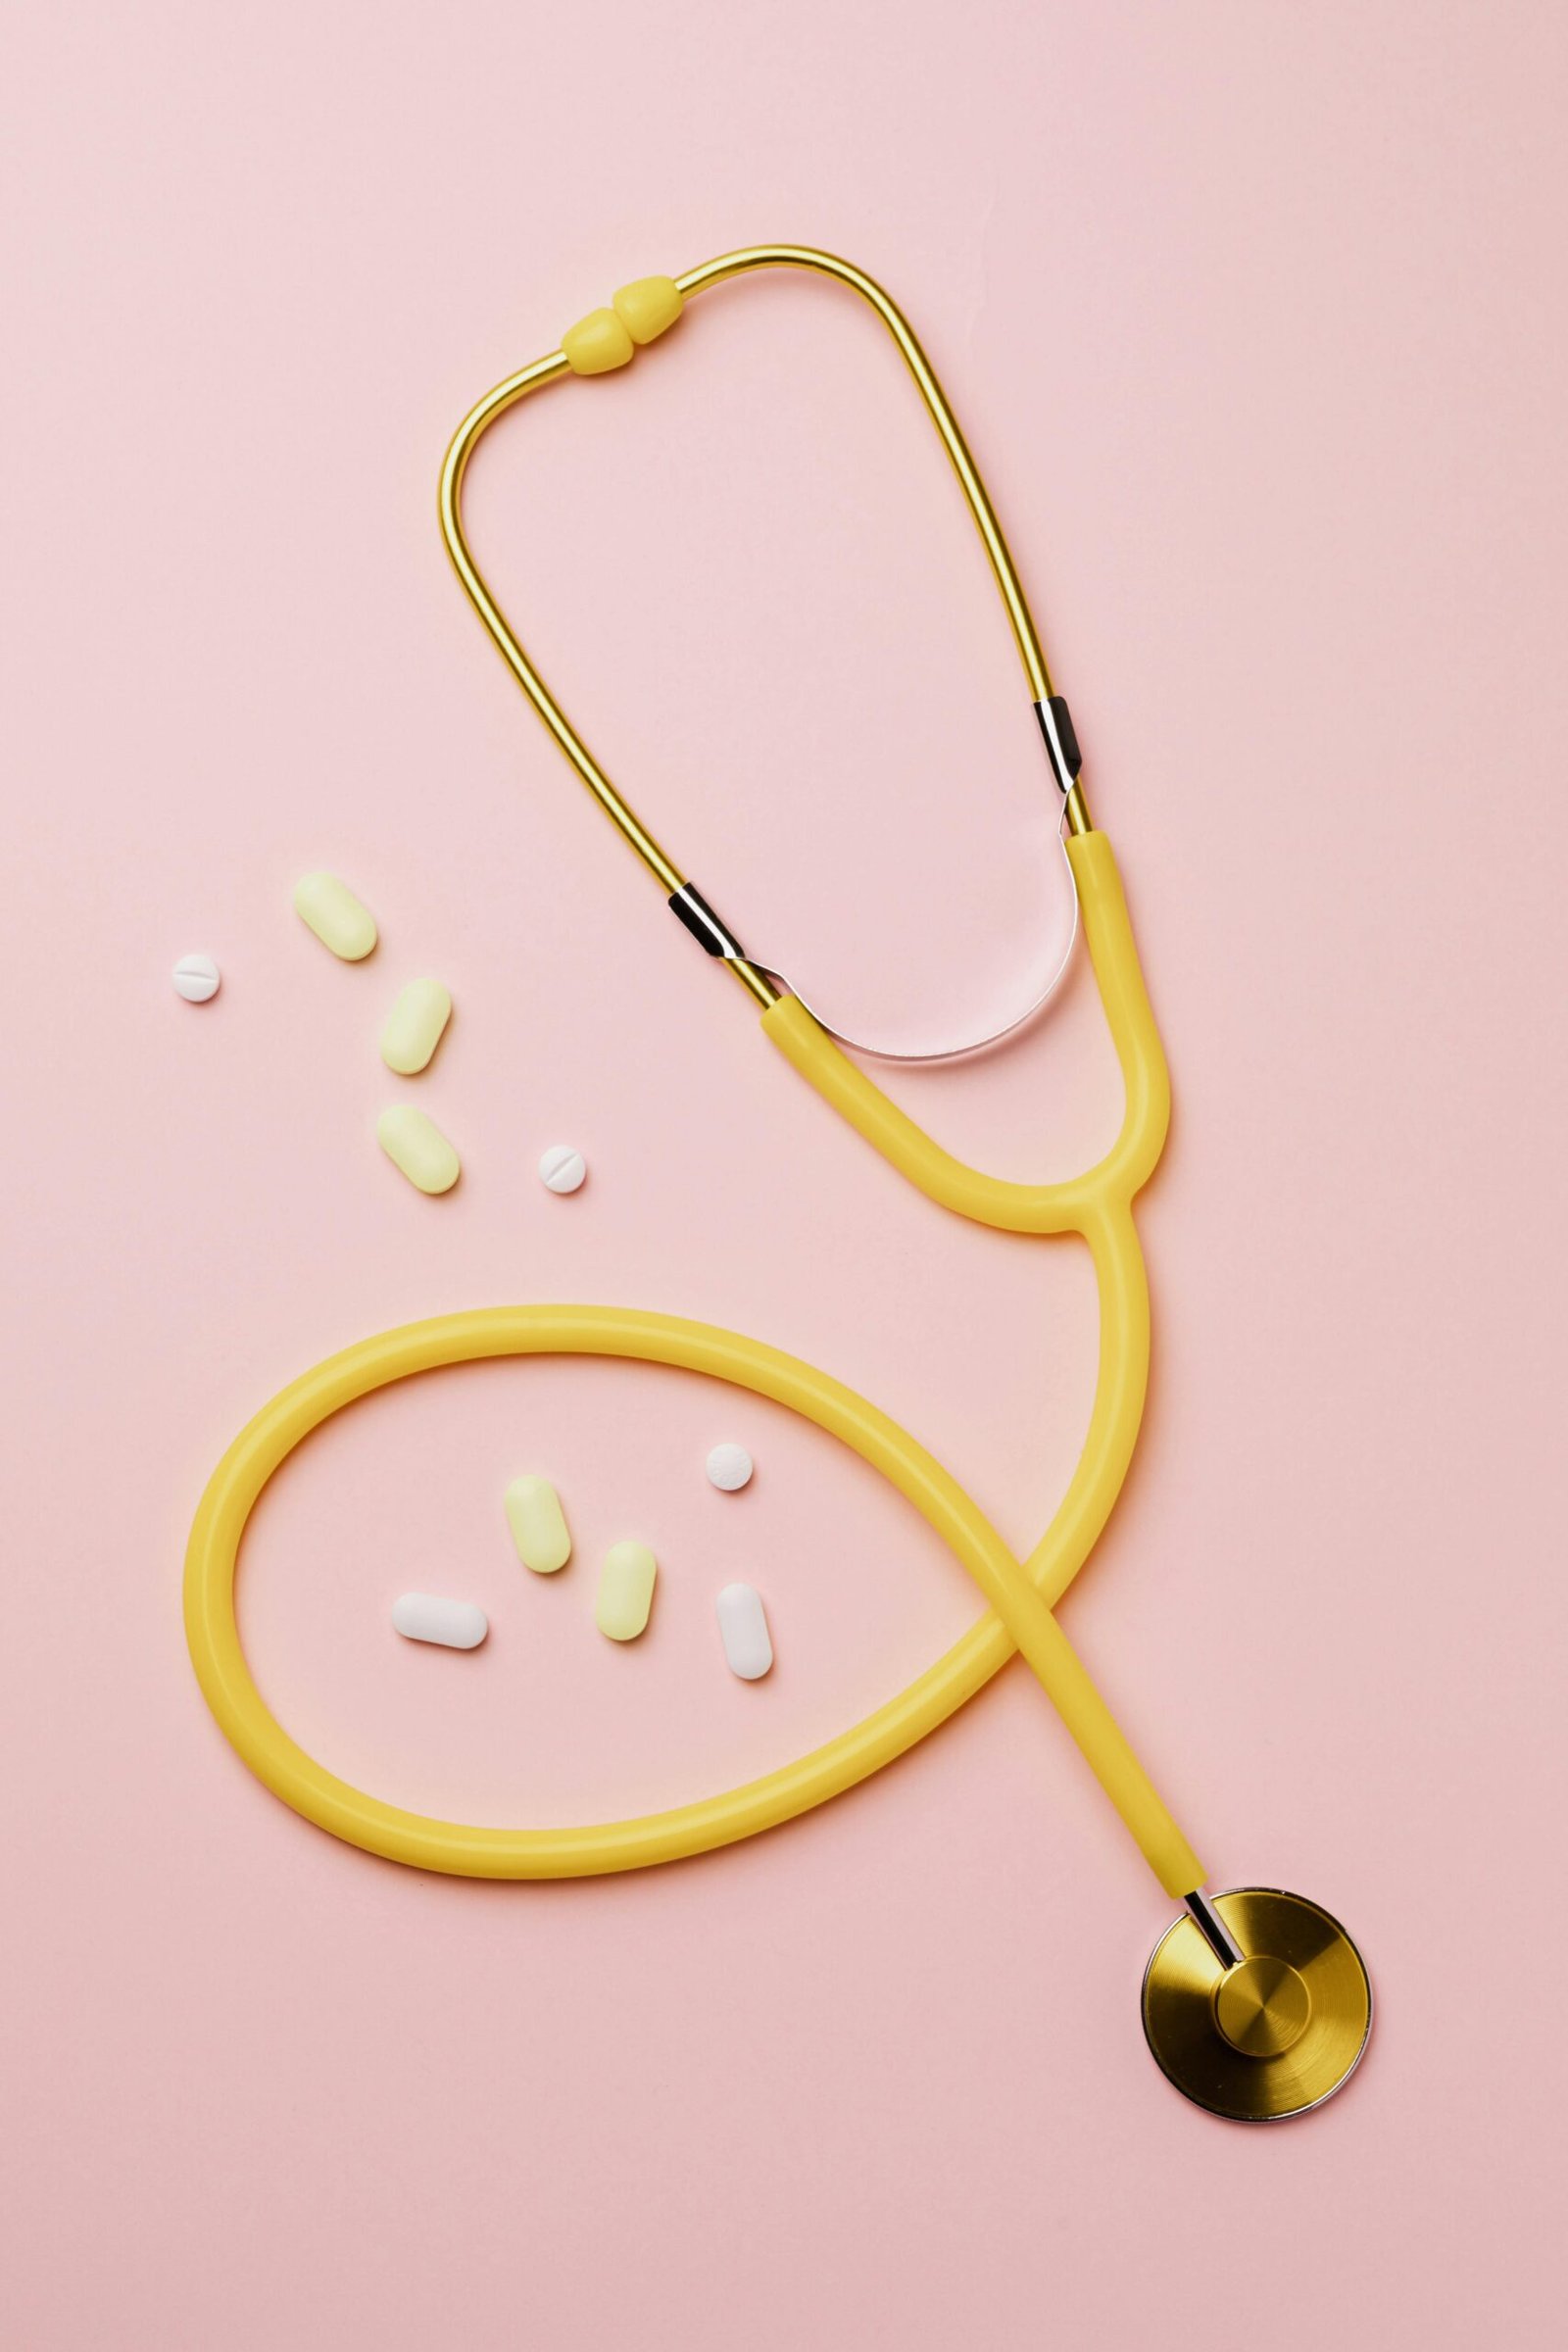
668,884,746,961
1034,694,1083,794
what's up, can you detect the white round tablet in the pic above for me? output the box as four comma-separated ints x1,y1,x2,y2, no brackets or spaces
539,1144,587,1195
706,1442,754,1492
172,953,220,1003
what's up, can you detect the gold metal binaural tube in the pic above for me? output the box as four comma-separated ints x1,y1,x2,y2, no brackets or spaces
437,246,1090,1012
438,352,684,894
675,246,1057,700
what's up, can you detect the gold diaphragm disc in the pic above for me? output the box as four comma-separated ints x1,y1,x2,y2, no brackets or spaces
1142,1888,1371,2121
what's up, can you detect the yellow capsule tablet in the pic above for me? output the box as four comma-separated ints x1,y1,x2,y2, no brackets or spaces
596,1542,657,1641
293,870,377,960
377,1104,460,1196
505,1475,571,1575
380,978,453,1075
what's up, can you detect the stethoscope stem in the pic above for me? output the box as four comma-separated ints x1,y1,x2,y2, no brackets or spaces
1186,1887,1246,1970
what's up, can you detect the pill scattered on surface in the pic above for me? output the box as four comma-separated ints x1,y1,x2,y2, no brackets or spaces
539,1145,587,1195
381,978,453,1075
377,1104,461,1195
706,1443,754,1493
596,1542,657,1642
293,869,377,960
716,1582,773,1681
172,953,220,1003
391,1592,488,1649
505,1474,571,1575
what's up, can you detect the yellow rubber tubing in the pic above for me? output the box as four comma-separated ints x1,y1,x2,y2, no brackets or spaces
183,832,1203,1896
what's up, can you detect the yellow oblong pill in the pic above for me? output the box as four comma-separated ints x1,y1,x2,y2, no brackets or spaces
377,1104,460,1196
596,1542,657,1642
293,870,377,960
505,1475,571,1575
380,978,453,1075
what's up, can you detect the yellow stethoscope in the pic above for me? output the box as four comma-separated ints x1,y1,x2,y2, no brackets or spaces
184,246,1371,2121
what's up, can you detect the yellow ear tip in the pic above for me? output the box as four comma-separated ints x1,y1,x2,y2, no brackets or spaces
612,275,684,346
563,307,635,375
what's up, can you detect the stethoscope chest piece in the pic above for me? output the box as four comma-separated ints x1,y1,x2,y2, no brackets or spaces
1142,1889,1371,2122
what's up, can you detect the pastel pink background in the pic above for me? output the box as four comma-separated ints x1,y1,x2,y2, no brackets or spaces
4,3,1565,2344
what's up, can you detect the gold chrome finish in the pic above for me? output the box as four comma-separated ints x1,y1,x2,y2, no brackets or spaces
713,951,779,1010
438,354,688,891
674,247,1061,707
1142,1889,1371,2122
437,245,1090,1016
1213,1953,1312,2056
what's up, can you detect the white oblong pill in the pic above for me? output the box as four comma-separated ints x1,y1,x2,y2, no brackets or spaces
596,1542,657,1641
293,869,378,960
392,1592,488,1649
706,1443,753,1493
172,953,220,1003
380,978,453,1075
377,1104,461,1195
716,1583,772,1680
539,1144,586,1195
505,1474,571,1575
